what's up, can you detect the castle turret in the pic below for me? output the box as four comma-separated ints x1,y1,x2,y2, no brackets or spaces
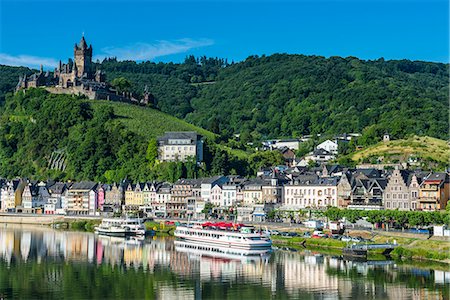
74,35,93,78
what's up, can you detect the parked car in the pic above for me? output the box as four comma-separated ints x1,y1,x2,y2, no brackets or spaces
270,230,280,235
303,232,312,238
331,234,341,240
312,230,326,238
313,230,326,237
288,232,299,237
340,236,352,242
351,236,364,243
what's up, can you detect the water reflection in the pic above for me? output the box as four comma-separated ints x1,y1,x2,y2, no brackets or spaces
0,224,448,299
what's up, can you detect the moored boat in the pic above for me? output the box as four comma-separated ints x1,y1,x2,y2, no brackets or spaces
174,222,272,251
94,218,146,237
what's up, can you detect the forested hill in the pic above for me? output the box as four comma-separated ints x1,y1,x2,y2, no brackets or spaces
98,55,449,142
187,55,449,141
1,54,448,144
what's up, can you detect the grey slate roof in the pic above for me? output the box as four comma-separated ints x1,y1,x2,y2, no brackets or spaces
69,181,98,191
157,131,200,145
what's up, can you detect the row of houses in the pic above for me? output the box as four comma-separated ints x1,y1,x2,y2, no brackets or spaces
0,166,448,220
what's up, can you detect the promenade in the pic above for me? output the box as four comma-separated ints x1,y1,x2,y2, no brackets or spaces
0,213,101,225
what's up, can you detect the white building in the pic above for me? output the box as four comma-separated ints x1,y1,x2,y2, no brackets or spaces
210,184,223,207
200,176,229,203
154,183,171,217
157,131,204,163
283,177,338,210
262,139,300,150
316,140,338,155
222,183,238,207
299,149,336,166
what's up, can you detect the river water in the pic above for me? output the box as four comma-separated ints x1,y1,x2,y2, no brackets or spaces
0,224,448,299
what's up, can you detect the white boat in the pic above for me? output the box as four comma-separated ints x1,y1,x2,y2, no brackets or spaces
174,222,272,251
174,240,272,261
94,218,146,237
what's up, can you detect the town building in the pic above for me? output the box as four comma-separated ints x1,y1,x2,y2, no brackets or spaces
337,172,352,208
157,132,204,163
45,182,68,214
298,149,336,166
154,183,171,217
418,173,449,211
169,179,197,218
282,176,338,210
66,182,98,215
262,139,300,150
243,179,264,206
200,176,229,203
383,168,423,211
347,175,387,210
316,140,339,155
104,182,124,213
1,179,25,212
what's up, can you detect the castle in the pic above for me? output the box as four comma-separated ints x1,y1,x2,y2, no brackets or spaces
16,36,151,104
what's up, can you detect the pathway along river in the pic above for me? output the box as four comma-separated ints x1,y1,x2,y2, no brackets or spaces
0,224,447,299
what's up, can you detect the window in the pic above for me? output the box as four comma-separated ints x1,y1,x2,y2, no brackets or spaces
386,202,390,208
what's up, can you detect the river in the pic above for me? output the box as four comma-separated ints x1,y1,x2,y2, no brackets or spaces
0,224,447,299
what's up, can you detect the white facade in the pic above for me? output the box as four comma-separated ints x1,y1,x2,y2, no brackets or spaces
222,185,237,207
283,183,338,209
263,139,300,150
316,140,338,155
210,184,223,207
154,188,171,217
160,144,197,162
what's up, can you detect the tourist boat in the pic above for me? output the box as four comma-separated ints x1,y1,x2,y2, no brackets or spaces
174,240,272,262
94,218,146,237
174,222,272,251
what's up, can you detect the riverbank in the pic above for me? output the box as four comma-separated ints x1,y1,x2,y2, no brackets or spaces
271,234,450,265
1,214,448,263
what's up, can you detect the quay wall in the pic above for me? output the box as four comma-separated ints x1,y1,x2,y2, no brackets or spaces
0,214,101,225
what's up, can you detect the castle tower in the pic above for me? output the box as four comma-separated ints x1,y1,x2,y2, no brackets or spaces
74,36,93,78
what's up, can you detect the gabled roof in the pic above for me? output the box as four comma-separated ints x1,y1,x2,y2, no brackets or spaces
69,181,98,191
353,168,381,179
157,131,201,145
312,148,332,156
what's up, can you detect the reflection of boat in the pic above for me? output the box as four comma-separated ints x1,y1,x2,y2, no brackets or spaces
174,240,272,262
94,218,146,237
174,222,272,251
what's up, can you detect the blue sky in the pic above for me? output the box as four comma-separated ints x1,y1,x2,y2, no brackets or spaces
0,0,448,69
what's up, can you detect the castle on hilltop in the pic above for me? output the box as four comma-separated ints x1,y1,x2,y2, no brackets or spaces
16,36,151,104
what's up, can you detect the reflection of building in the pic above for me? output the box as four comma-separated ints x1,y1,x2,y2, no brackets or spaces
0,226,447,300
280,252,339,296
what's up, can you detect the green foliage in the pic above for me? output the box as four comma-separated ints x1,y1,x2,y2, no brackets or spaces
0,65,34,104
296,140,314,157
1,55,448,146
146,138,159,167
324,208,448,227
185,55,448,141
110,77,132,93
202,202,215,215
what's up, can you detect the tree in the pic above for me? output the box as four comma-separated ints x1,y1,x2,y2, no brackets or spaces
111,77,132,93
146,139,158,167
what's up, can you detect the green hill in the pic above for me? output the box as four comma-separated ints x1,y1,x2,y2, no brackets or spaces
97,55,448,142
0,89,278,182
351,136,449,170
2,55,448,144
88,100,214,140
